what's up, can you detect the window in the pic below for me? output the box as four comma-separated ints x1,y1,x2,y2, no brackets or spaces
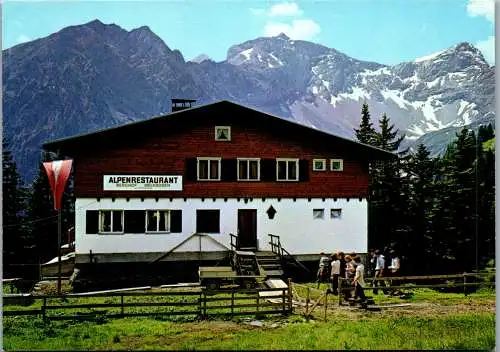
237,158,260,181
276,158,299,181
196,210,220,233
331,209,342,219
313,159,326,171
330,159,344,171
215,126,231,141
146,210,171,232
99,210,123,233
313,209,325,219
197,157,221,181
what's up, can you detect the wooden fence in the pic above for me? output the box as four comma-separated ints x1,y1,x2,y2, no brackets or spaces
288,271,495,321
337,272,495,306
3,287,292,321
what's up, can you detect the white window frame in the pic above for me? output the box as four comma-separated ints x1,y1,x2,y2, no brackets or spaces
313,209,325,219
237,158,261,181
99,210,124,234
330,159,344,172
215,126,231,141
145,210,171,233
313,159,327,171
276,158,299,182
331,208,342,219
197,157,222,181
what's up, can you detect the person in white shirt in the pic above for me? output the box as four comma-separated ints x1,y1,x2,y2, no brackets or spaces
330,254,340,295
317,252,330,288
388,250,401,295
373,249,388,295
353,256,367,301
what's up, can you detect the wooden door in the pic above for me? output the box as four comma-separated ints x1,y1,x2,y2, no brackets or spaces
237,209,257,249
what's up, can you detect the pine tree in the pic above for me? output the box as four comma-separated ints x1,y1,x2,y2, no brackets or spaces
433,128,478,272
354,103,377,145
368,113,407,251
2,141,29,275
402,144,436,273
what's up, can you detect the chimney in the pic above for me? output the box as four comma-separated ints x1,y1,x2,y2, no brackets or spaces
171,98,196,112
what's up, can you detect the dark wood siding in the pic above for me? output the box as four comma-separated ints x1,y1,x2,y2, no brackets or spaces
73,116,370,198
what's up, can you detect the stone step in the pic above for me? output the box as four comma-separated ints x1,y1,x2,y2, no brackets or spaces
263,270,284,277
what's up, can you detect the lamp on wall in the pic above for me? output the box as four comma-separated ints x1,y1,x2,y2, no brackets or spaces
266,205,277,220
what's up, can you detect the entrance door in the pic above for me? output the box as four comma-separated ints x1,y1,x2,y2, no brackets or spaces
237,209,257,249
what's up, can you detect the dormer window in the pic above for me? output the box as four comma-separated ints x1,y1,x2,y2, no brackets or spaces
215,126,231,141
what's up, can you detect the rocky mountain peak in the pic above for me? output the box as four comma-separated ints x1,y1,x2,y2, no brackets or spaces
276,32,290,40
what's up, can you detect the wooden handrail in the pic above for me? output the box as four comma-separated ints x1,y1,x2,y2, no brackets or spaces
268,234,311,276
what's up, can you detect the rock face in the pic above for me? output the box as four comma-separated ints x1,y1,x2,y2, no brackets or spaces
3,20,495,183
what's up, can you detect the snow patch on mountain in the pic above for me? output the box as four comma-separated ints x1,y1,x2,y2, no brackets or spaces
414,49,445,63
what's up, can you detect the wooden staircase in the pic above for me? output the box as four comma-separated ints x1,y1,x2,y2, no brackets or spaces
255,251,284,278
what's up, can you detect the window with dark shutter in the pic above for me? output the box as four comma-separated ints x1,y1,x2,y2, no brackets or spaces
171,210,182,233
124,210,146,233
185,158,197,181
196,210,220,233
86,210,99,234
221,159,237,181
260,159,276,181
299,160,310,181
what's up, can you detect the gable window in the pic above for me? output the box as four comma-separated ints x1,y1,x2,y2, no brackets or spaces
276,158,299,181
238,158,260,181
99,210,123,233
197,157,221,181
313,209,325,219
313,159,326,171
196,210,220,233
330,159,344,171
331,209,342,219
215,126,231,141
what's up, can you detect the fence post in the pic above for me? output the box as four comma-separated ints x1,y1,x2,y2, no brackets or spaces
463,273,467,297
288,278,293,313
121,294,124,316
305,287,310,316
231,289,234,317
324,292,328,322
198,293,202,318
338,278,342,306
42,297,46,321
282,288,286,315
203,292,207,318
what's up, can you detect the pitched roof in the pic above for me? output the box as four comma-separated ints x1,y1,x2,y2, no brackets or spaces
42,100,395,159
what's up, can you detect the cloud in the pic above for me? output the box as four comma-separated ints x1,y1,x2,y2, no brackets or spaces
16,34,31,44
268,2,303,17
249,8,265,16
264,19,321,40
253,2,321,40
475,35,495,65
466,0,494,22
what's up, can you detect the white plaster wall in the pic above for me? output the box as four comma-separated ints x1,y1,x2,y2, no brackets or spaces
75,198,367,256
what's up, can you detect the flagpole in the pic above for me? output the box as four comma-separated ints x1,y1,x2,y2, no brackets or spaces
57,209,62,295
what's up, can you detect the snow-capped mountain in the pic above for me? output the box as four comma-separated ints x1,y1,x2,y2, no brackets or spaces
3,21,495,182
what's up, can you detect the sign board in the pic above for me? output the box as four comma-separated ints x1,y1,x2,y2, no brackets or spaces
103,175,183,191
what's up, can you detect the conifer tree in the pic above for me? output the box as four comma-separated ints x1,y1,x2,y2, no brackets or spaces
2,141,29,274
354,103,377,145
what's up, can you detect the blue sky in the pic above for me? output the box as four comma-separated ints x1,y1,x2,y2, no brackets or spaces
3,0,495,65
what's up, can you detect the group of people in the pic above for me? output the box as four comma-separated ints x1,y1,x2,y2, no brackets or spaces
316,248,402,303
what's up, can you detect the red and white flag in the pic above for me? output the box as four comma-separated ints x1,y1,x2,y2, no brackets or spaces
43,160,73,210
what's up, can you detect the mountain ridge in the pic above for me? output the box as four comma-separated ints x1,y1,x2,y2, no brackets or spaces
3,20,494,183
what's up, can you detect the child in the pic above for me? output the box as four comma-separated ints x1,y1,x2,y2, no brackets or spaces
353,256,367,302
330,254,340,295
